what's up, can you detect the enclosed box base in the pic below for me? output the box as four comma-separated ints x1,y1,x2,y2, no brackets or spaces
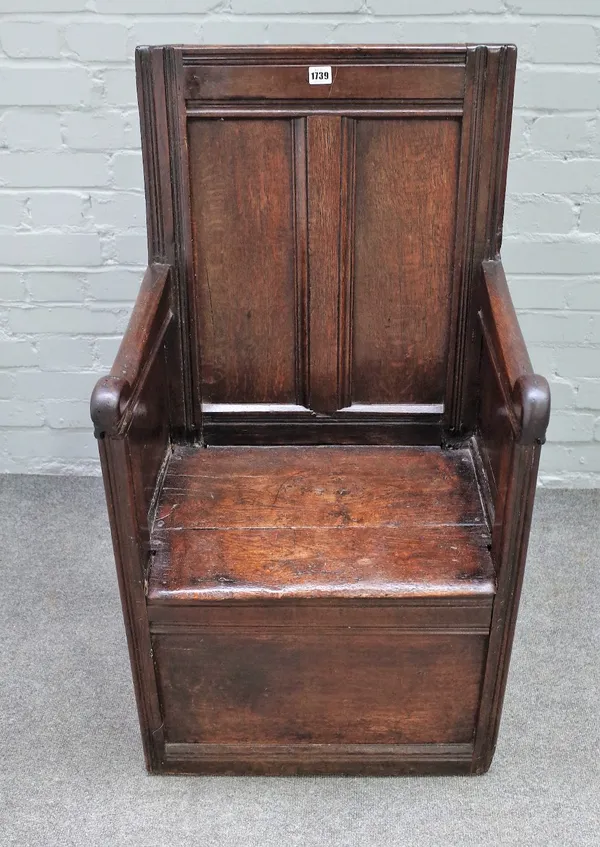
145,445,494,775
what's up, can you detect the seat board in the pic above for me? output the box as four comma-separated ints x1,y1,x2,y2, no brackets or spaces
148,446,493,604
155,445,487,529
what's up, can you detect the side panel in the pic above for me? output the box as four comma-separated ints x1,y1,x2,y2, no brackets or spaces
350,119,461,406
188,118,305,406
476,339,513,517
126,349,170,531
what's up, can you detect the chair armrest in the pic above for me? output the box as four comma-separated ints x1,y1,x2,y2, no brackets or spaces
91,263,172,438
479,259,550,446
469,260,551,775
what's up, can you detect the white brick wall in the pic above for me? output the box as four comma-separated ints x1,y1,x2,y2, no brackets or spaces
0,5,599,485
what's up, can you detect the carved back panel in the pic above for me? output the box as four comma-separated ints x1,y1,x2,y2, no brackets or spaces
136,45,516,444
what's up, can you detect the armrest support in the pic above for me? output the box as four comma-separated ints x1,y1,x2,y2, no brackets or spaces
479,259,550,446
91,263,172,438
471,259,551,771
91,262,173,760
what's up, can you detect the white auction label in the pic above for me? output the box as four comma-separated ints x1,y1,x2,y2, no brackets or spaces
308,66,332,85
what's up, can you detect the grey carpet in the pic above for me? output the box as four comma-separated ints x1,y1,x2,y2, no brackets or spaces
0,475,598,847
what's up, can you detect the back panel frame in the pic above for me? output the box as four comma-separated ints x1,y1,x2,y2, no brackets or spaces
136,44,516,446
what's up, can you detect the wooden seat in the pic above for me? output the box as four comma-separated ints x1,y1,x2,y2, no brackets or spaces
148,445,494,604
92,44,550,776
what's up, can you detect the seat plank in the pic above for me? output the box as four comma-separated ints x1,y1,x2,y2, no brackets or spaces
156,445,487,529
149,526,493,603
148,445,493,605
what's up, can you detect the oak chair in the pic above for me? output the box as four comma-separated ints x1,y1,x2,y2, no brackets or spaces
91,45,550,776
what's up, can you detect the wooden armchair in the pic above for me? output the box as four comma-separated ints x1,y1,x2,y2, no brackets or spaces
91,45,550,776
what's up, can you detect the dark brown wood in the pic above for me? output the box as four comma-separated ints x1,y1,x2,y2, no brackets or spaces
351,118,460,405
200,414,443,446
445,46,487,432
148,445,493,603
161,742,474,777
178,46,516,440
307,116,343,413
136,49,188,434
479,259,550,448
153,630,487,745
446,45,517,435
90,262,171,439
155,445,487,528
183,62,466,103
189,118,299,406
148,600,493,630
470,257,550,773
92,45,549,776
149,524,493,602
91,261,174,770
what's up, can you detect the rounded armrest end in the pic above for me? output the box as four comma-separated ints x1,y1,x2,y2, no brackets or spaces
90,376,131,438
512,374,551,445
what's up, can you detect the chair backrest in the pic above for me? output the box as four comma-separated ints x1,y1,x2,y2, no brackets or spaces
136,44,516,444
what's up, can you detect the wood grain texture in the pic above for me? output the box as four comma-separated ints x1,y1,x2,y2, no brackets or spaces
179,45,514,438
449,46,517,434
351,119,460,404
126,350,171,528
470,258,549,773
91,260,174,771
479,259,550,445
200,416,443,446
94,314,173,771
307,116,343,413
149,525,493,603
153,629,487,744
183,63,466,102
91,262,171,439
292,117,309,406
475,342,509,510
181,45,468,64
148,601,493,631
92,45,546,776
136,49,187,433
154,445,487,530
148,444,493,604
98,438,165,771
164,47,198,434
161,741,473,777
473,442,541,773
189,119,298,405
446,46,487,433
481,258,532,390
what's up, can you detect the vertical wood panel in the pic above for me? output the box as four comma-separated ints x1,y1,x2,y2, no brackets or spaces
137,47,186,432
189,119,298,404
338,117,356,410
292,118,309,407
445,46,487,432
98,436,165,770
460,46,517,434
307,116,343,414
351,118,461,405
165,48,199,433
